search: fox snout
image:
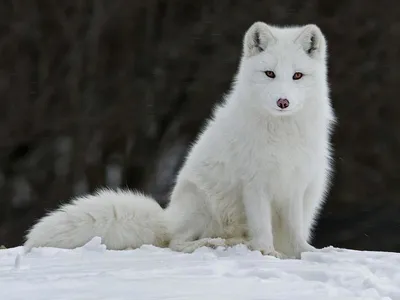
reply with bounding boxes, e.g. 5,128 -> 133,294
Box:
276,98 -> 290,109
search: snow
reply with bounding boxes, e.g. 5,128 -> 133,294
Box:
1,237 -> 399,300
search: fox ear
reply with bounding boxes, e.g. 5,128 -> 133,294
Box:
243,22 -> 276,57
295,24 -> 326,59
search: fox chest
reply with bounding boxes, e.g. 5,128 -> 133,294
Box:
237,138 -> 320,195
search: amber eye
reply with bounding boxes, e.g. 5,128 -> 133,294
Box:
293,72 -> 303,80
264,71 -> 275,78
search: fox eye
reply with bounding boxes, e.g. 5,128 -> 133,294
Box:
264,71 -> 275,78
293,72 -> 303,80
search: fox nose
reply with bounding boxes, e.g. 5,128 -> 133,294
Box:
277,98 -> 289,109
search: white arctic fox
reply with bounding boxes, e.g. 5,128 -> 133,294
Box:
24,21 -> 335,259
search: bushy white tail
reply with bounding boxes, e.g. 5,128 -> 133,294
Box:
24,189 -> 170,252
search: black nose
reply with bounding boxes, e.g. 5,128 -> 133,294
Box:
277,98 -> 289,109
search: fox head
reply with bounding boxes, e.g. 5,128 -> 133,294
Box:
237,22 -> 328,117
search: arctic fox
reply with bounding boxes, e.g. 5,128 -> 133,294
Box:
24,21 -> 335,259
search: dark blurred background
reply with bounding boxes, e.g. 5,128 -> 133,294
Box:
0,0 -> 399,251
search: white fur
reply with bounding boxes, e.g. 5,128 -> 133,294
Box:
24,22 -> 335,259
24,189 -> 169,251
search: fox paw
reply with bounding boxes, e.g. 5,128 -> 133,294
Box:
260,249 -> 289,259
248,242 -> 289,259
293,243 -> 318,259
204,238 -> 226,249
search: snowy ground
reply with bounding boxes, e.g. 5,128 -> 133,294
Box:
1,238 -> 399,300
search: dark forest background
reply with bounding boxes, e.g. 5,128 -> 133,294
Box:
0,0 -> 399,252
